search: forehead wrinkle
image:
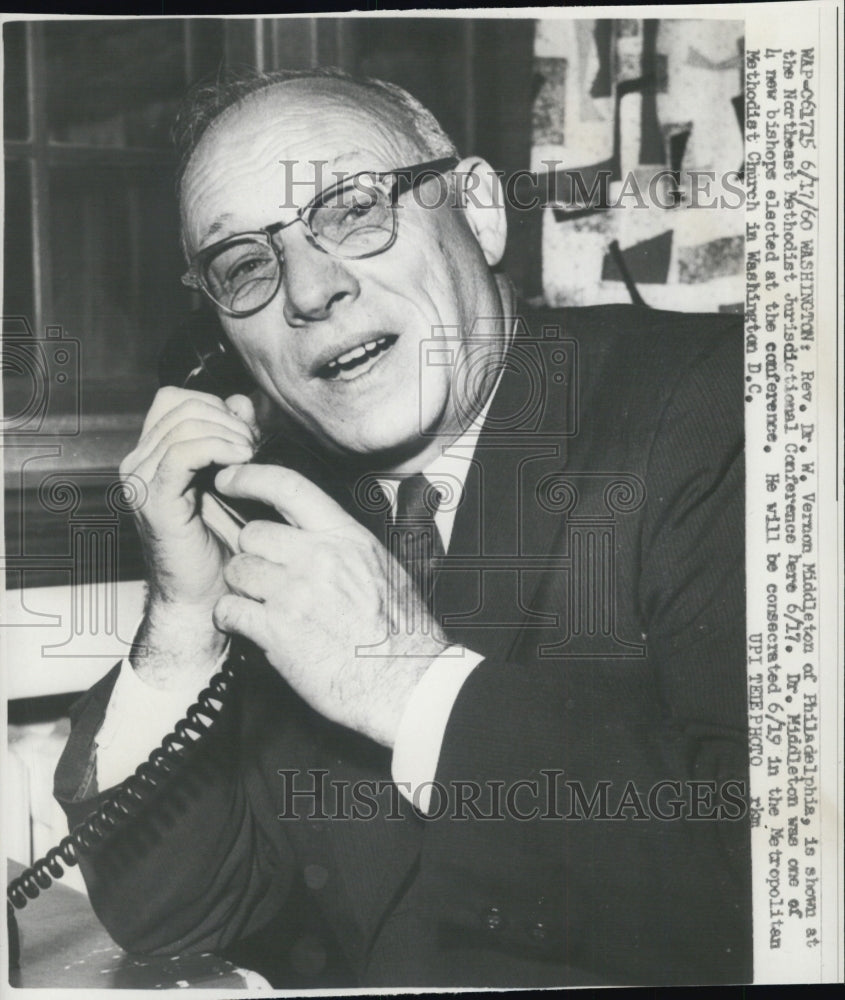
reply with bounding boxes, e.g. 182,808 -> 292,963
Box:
238,79 -> 423,152
182,128 -> 304,248
199,83 -> 421,178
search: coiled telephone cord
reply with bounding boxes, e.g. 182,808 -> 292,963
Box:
7,653 -> 239,918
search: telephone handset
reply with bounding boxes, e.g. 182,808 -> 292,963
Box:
160,309 -> 358,539
162,309 -> 359,542
6,310 -> 354,963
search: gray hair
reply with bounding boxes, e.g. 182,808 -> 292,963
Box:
172,66 -> 459,189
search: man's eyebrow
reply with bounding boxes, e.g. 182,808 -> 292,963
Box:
199,214 -> 233,247
331,150 -> 366,167
324,150 -> 392,176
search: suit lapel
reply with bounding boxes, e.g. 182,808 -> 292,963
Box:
435,310 -> 573,663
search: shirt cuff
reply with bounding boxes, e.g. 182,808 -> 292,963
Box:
391,645 -> 485,814
95,646 -> 227,791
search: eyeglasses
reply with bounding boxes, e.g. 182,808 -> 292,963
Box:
181,156 -> 459,318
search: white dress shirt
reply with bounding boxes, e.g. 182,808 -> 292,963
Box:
96,386 -> 499,813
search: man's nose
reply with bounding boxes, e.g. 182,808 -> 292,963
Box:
280,230 -> 360,326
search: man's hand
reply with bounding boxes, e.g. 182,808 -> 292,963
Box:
119,387 -> 258,688
212,464 -> 448,748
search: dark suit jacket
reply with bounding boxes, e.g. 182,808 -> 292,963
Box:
54,303 -> 751,988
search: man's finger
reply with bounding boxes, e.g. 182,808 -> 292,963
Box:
225,394 -> 260,440
135,437 -> 253,498
213,593 -> 270,647
215,464 -> 354,531
136,402 -> 256,463
223,553 -> 286,601
143,385 -> 237,436
135,418 -> 254,468
237,520 -> 308,558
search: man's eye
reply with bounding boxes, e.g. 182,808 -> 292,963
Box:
219,250 -> 275,286
347,200 -> 375,218
228,257 -> 266,281
336,187 -> 380,217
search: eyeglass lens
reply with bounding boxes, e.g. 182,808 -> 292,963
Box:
202,176 -> 395,314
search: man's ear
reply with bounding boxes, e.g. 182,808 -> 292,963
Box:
455,157 -> 507,267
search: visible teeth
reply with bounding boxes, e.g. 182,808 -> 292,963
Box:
328,337 -> 389,367
336,344 -> 367,365
323,335 -> 393,378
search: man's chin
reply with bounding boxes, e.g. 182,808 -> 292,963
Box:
322,426 -> 440,474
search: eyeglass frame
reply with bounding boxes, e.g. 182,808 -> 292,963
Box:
180,156 -> 460,318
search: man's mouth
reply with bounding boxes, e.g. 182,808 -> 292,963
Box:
318,334 -> 398,381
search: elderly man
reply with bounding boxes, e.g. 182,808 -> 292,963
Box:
53,68 -> 751,988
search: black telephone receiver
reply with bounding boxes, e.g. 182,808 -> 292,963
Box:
159,309 -> 357,537
6,310 -> 356,961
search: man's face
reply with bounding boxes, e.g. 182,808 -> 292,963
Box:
180,79 -> 506,467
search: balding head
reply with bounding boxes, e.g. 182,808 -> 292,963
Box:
174,67 -> 458,191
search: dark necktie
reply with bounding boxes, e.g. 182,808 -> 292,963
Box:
392,474 -> 445,612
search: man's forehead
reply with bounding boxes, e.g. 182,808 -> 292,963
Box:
180,77 -> 424,249
198,78 -> 417,167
